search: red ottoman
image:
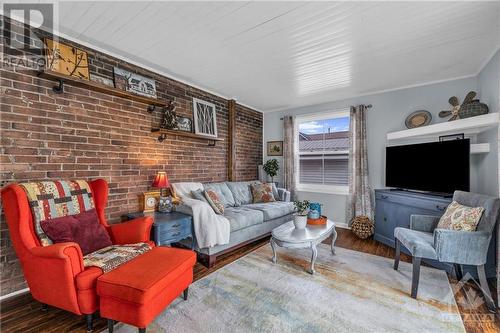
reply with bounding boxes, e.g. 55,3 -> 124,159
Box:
97,247 -> 196,333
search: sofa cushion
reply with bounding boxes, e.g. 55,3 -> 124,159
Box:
171,182 -> 203,199
204,182 -> 236,207
223,206 -> 264,232
244,202 -> 295,221
226,181 -> 260,206
394,227 -> 437,259
191,189 -> 208,203
97,247 -> 196,304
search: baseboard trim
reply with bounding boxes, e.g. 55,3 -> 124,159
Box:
335,222 -> 350,230
0,288 -> 30,301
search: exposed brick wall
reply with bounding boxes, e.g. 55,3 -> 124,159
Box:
0,17 -> 262,296
235,104 -> 263,181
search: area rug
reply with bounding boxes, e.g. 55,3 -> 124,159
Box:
112,244 -> 465,333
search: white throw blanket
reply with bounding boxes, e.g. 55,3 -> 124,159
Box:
172,182 -> 230,248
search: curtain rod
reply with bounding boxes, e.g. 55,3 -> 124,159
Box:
280,104 -> 372,120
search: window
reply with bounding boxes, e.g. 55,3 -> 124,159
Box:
295,110 -> 350,194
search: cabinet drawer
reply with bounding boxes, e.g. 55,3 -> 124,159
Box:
375,191 -> 450,213
158,231 -> 192,245
155,219 -> 191,238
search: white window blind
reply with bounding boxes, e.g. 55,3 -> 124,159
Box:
299,154 -> 349,185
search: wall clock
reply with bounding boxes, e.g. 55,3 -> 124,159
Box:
141,191 -> 160,212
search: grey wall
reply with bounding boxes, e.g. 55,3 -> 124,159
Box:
476,49 -> 500,307
479,50 -> 500,113
477,50 -> 500,197
264,63 -> 499,224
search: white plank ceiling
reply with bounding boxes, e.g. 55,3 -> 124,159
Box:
21,1 -> 500,111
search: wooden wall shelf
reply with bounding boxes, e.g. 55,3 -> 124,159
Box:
387,113 -> 499,141
386,113 -> 498,155
38,70 -> 167,109
151,128 -> 223,146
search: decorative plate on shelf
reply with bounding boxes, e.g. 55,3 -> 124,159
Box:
176,116 -> 192,132
405,110 -> 432,129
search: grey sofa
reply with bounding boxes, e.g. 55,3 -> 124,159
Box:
393,191 -> 500,312
178,181 -> 293,267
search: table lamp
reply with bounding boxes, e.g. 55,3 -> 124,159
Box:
152,171 -> 172,213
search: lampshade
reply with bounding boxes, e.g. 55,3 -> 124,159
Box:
152,171 -> 170,188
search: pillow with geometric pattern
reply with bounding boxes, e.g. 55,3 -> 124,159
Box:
436,201 -> 484,232
204,190 -> 225,214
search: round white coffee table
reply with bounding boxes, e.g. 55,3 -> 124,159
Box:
270,220 -> 337,274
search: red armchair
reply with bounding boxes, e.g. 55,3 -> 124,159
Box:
1,179 -> 153,331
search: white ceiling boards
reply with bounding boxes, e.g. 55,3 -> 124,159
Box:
27,1 -> 500,111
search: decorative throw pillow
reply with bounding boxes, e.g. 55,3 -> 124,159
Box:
204,190 -> 225,214
436,201 -> 484,232
40,208 -> 112,255
191,189 -> 208,203
251,183 -> 276,203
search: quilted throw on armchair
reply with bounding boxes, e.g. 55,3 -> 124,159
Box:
20,180 -> 153,272
20,180 -> 95,246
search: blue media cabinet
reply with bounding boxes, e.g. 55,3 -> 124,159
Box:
374,189 -> 496,278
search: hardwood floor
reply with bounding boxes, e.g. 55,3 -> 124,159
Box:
1,228 -> 498,332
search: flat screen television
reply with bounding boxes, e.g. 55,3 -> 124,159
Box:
386,139 -> 470,194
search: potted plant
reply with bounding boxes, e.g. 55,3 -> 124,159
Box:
263,159 -> 279,184
293,200 -> 310,229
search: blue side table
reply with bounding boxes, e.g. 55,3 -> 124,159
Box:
124,211 -> 194,249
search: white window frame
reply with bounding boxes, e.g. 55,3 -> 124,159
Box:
294,109 -> 350,195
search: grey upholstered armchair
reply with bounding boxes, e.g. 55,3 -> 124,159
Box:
393,191 -> 499,313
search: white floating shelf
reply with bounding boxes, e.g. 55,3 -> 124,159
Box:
387,113 -> 499,141
471,143 -> 490,154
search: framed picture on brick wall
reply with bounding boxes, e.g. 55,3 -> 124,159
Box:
44,38 -> 90,80
113,67 -> 157,98
193,98 -> 218,138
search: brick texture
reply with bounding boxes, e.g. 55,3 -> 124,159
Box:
0,17 -> 262,296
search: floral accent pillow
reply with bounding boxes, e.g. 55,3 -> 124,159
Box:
436,201 -> 484,232
251,183 -> 276,203
204,190 -> 224,214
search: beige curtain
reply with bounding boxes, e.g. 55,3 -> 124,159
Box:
347,105 -> 373,224
283,116 -> 296,200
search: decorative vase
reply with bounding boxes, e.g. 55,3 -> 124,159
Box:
308,210 -> 320,219
309,202 -> 322,216
293,215 -> 308,229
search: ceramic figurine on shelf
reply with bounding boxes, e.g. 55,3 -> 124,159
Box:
161,107 -> 178,130
158,195 -> 173,213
